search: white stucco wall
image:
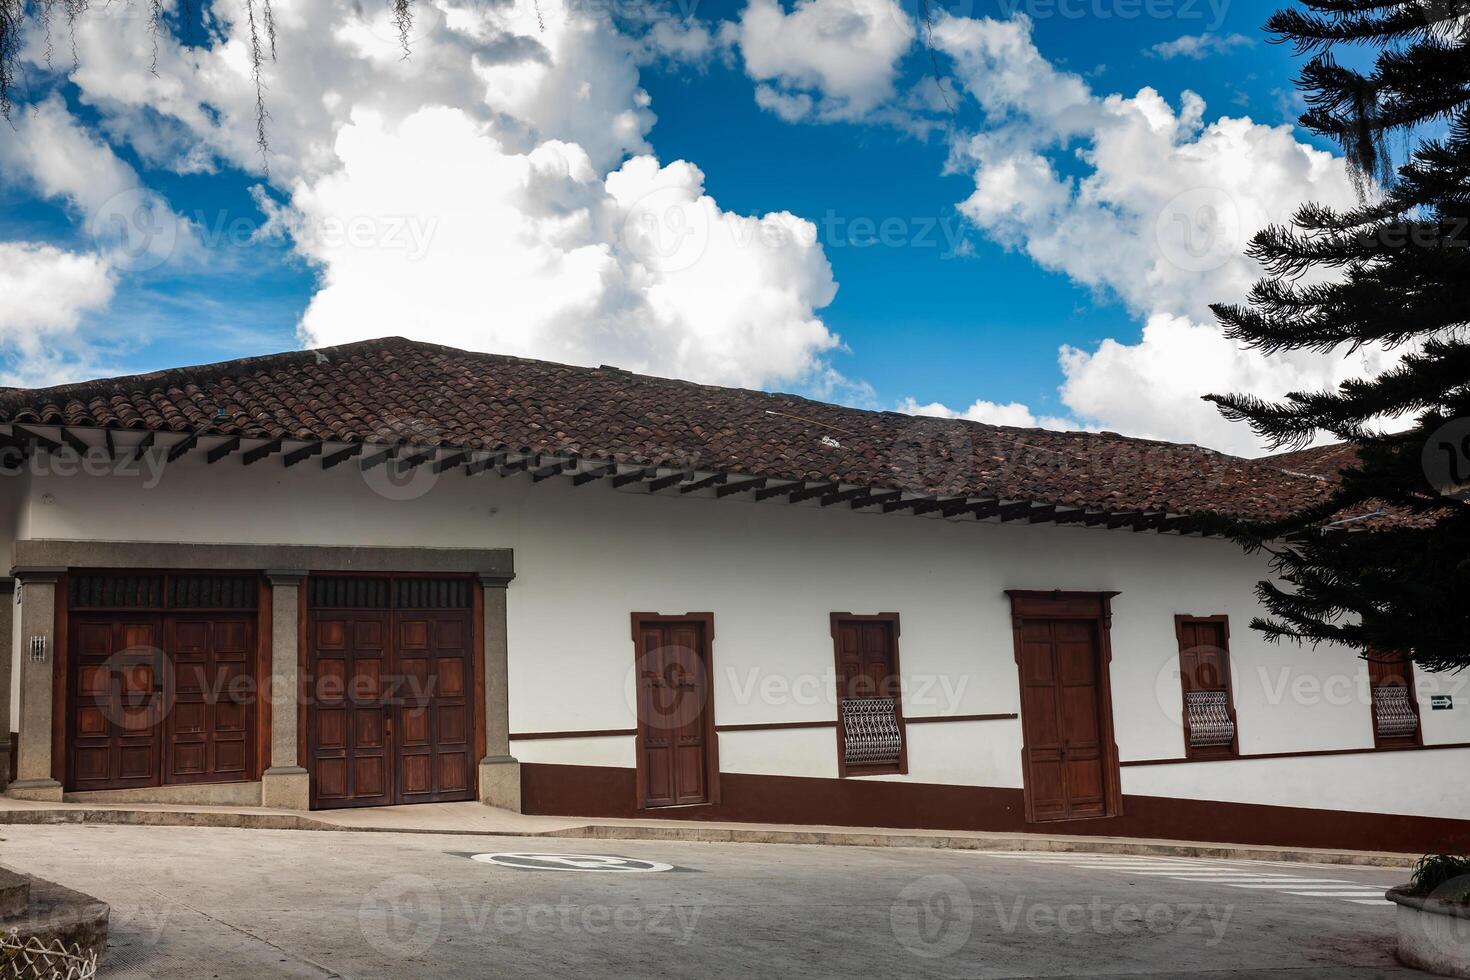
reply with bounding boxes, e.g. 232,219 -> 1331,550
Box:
9,446 -> 1467,817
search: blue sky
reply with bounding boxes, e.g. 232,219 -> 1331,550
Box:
0,0 -> 1377,454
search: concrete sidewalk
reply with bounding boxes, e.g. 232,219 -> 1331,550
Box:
0,796 -> 1417,868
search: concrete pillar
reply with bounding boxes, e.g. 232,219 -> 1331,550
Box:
478,576 -> 520,811
0,577 -> 14,791
8,568 -> 64,801
260,570 -> 310,810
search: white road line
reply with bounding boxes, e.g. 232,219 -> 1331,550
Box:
1350,900 -> 1391,906
1219,882 -> 1365,890
1286,891 -> 1391,899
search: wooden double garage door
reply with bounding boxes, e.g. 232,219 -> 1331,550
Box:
66,573 -> 260,792
306,576 -> 476,809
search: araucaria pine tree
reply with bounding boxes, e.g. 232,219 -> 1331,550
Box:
1206,0 -> 1470,670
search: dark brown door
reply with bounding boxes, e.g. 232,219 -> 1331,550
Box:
308,610 -> 393,808
306,576 -> 477,809
394,610 -> 473,804
69,615 -> 165,792
635,619 -> 713,808
1018,618 -> 1109,821
164,616 -> 256,784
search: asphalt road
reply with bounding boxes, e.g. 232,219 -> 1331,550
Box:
0,825 -> 1420,978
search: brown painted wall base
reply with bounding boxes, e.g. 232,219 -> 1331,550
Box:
521,763 -> 1470,854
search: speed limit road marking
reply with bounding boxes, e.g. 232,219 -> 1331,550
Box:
470,852 -> 675,873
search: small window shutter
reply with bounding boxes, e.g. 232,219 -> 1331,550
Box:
1177,618 -> 1237,755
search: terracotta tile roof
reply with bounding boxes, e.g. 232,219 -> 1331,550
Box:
1264,443 -> 1360,482
0,336 -> 1339,522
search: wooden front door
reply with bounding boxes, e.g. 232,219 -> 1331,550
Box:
1017,618 -> 1110,820
306,577 -> 476,809
633,615 -> 716,808
69,615 -> 166,792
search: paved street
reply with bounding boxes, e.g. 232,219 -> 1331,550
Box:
0,825 -> 1417,978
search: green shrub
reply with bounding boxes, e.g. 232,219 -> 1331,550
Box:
1409,855 -> 1470,902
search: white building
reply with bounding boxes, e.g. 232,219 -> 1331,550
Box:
1,337 -> 1463,852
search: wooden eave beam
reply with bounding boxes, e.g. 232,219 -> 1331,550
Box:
679,473 -> 728,494
464,451 -> 506,476
360,445 -> 397,471
395,448 -> 436,474
165,430 -> 201,462
850,490 -> 903,509
104,429 -> 115,456
1160,514 -> 1196,534
242,436 -> 284,465
572,463 -> 617,486
207,435 -> 242,464
284,442 -> 324,467
1051,508 -> 1088,525
909,498 -> 949,516
531,459 -> 576,482
647,470 -> 693,493
322,443 -> 365,469
1130,513 -> 1165,532
754,481 -> 802,501
12,424 -> 61,452
434,452 -> 469,475
1027,505 -> 1058,523
819,487 -> 869,507
995,501 -> 1034,522
787,482 -> 839,504
882,496 -> 918,513
715,477 -> 767,498
60,427 -> 89,455
132,431 -> 157,461
610,466 -> 655,488
1106,511 -> 1144,529
498,454 -> 535,477
963,500 -> 1002,520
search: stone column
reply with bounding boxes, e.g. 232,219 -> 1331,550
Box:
0,577 -> 15,791
260,570 -> 310,810
8,567 -> 64,801
478,575 -> 520,811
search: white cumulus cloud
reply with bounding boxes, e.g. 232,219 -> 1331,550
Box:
9,0 -> 846,392
928,13 -> 1373,455
735,0 -> 915,122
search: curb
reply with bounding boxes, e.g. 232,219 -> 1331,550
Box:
0,807 -> 1415,868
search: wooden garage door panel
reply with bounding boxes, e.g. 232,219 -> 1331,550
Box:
163,616 -> 258,786
67,615 -> 164,792
307,597 -> 475,809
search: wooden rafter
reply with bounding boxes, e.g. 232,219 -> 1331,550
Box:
321,443 -> 365,469
242,436 -> 284,465
679,473 -> 728,494
207,435 -> 242,464
13,424 -> 61,452
610,466 -> 656,488
132,431 -> 157,461
572,463 -> 617,486
715,477 -> 767,498
60,427 -> 89,455
283,442 -> 323,467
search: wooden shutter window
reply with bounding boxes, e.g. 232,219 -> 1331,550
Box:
1368,653 -> 1421,747
831,613 -> 906,776
1174,616 -> 1239,759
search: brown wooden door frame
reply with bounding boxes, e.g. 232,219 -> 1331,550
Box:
1006,590 -> 1124,823
629,612 -> 720,810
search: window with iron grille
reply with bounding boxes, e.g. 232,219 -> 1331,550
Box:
831,613 -> 905,775
1368,653 -> 1420,747
1175,616 -> 1238,758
